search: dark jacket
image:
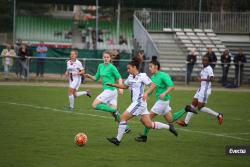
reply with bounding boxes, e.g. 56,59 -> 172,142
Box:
220,53 -> 231,67
187,53 -> 197,65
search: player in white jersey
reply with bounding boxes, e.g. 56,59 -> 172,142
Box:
177,55 -> 223,127
106,57 -> 177,146
65,50 -> 91,111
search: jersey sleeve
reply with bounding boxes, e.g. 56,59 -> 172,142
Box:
95,64 -> 101,81
208,67 -> 214,77
162,73 -> 174,87
124,76 -> 129,86
78,61 -> 84,70
112,65 -> 121,80
141,73 -> 152,85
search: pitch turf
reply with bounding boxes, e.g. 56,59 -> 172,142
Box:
0,85 -> 249,167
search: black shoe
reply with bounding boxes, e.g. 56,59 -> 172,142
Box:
112,110 -> 120,121
86,91 -> 91,98
135,134 -> 147,142
169,124 -> 178,136
185,105 -> 198,114
107,137 -> 120,146
124,127 -> 131,134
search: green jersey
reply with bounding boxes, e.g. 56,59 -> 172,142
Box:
95,63 -> 121,90
151,71 -> 174,101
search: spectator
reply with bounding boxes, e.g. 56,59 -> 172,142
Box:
220,49 -> 231,85
18,44 -> 30,79
135,50 -> 146,72
111,49 -> 120,68
205,47 -> 217,70
234,48 -> 247,86
36,41 -> 48,77
1,44 -> 16,80
14,39 -> 22,78
119,35 -> 127,45
186,48 -> 197,84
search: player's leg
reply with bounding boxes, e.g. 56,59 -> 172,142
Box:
92,90 -> 117,113
75,90 -> 91,97
198,103 -> 223,125
107,111 -> 134,145
68,87 -> 75,111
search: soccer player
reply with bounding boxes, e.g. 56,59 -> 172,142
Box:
84,51 -> 131,133
106,57 -> 178,146
65,50 -> 91,111
177,55 -> 223,127
135,56 -> 197,142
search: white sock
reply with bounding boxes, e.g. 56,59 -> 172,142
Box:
76,91 -> 87,97
116,121 -> 127,141
69,95 -> 74,108
185,112 -> 194,124
200,107 -> 219,117
152,121 -> 170,129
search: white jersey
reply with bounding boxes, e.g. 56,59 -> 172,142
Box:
199,65 -> 214,91
67,59 -> 84,82
124,73 -> 152,103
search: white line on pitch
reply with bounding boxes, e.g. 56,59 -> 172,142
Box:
1,101 -> 250,142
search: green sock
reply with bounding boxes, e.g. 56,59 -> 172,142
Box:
172,108 -> 186,122
143,127 -> 150,136
95,104 -> 116,113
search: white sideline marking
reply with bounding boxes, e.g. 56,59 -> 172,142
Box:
1,102 -> 249,142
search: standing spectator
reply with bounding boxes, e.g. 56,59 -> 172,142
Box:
186,48 -> 197,84
135,50 -> 146,72
220,49 -> 231,85
111,49 -> 120,68
14,39 -> 22,78
36,41 -> 48,77
205,47 -> 217,70
234,48 -> 247,86
18,44 -> 30,79
1,44 -> 16,80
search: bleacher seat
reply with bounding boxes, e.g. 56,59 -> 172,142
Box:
194,29 -> 203,32
163,28 -> 173,32
183,28 -> 193,32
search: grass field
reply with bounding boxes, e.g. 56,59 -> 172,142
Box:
0,85 -> 249,167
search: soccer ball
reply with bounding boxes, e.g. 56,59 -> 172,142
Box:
75,133 -> 88,146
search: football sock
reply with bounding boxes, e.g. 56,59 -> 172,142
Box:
172,108 -> 186,122
75,91 -> 87,97
152,122 -> 170,129
95,104 -> 116,113
116,121 -> 127,141
143,127 -> 150,136
200,107 -> 219,117
184,112 -> 194,124
69,95 -> 74,108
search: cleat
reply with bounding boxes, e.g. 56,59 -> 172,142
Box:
124,127 -> 131,134
86,91 -> 91,98
135,134 -> 147,142
69,107 -> 74,112
217,113 -> 223,125
185,105 -> 198,114
107,137 -> 120,146
176,120 -> 188,127
169,124 -> 178,136
112,110 -> 120,121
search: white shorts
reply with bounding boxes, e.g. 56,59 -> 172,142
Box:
151,100 -> 172,115
194,88 -> 211,103
96,89 -> 118,106
69,77 -> 81,90
126,101 -> 149,116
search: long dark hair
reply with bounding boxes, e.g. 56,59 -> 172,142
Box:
128,56 -> 141,70
150,56 -> 160,70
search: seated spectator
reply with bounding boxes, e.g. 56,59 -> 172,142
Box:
1,43 -> 16,80
119,35 -> 127,45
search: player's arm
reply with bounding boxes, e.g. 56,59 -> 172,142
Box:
117,78 -> 124,95
160,86 -> 175,100
160,74 -> 175,99
143,82 -> 155,101
106,83 -> 129,89
198,76 -> 214,82
84,74 -> 96,81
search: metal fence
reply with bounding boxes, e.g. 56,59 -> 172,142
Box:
135,10 -> 250,33
0,56 -> 249,87
133,14 -> 160,59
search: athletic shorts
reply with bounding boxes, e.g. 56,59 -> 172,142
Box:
194,87 -> 211,103
69,77 -> 81,90
151,100 -> 171,115
126,101 -> 149,116
96,89 -> 118,106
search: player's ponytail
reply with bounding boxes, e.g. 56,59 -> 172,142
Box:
150,56 -> 160,70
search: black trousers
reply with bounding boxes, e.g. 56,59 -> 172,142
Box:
221,65 -> 230,84
187,64 -> 194,84
36,58 -> 45,76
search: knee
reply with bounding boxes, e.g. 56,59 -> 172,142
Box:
144,121 -> 153,129
92,102 -> 97,109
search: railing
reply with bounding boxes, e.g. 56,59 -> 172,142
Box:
134,11 -> 250,33
0,56 -> 249,86
133,14 -> 160,59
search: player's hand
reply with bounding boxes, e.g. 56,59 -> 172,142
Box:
84,74 -> 91,78
106,83 -> 113,87
159,93 -> 165,100
142,93 -> 148,101
118,89 -> 123,95
196,77 -> 201,82
65,72 -> 68,77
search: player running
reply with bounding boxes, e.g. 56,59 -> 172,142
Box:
84,51 -> 131,133
176,55 -> 223,127
135,56 -> 197,142
65,50 -> 91,111
106,57 -> 177,146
